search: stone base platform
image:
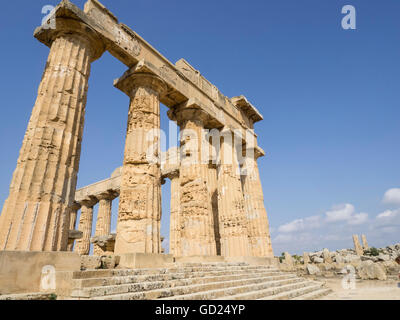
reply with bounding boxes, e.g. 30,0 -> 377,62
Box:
0,251 -> 81,295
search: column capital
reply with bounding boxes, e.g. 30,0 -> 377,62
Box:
170,99 -> 213,126
68,201 -> 81,211
79,197 -> 98,208
95,191 -> 118,202
34,18 -> 105,62
162,167 -> 180,180
245,146 -> 265,160
114,70 -> 167,98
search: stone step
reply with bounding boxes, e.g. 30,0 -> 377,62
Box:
88,275 -> 301,300
157,277 -> 304,301
72,273 -> 296,299
291,288 -> 333,300
0,292 -> 56,300
73,269 -> 282,289
262,283 -> 326,300
213,280 -> 313,300
72,265 -> 277,280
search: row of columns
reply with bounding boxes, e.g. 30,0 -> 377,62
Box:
0,17 -> 272,258
113,71 -> 273,258
68,191 -> 118,255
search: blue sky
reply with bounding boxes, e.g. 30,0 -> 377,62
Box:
0,0 -> 399,255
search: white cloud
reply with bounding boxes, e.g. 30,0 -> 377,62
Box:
325,203 -> 355,222
377,209 -> 400,219
348,212 -> 368,225
277,215 -> 321,233
383,188 -> 400,205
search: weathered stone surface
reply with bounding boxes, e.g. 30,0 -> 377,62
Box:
303,252 -> 310,265
322,249 -> 332,264
312,257 -> 324,264
114,73 -> 166,255
93,193 -> 116,255
241,147 -> 273,257
217,128 -> 250,257
361,234 -> 369,249
80,256 -> 102,270
306,264 -> 321,275
174,107 -> 217,256
353,235 -> 364,256
90,234 -> 116,255
74,199 -> 97,255
357,261 -> 387,281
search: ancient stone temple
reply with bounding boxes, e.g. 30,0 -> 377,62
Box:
0,0 -> 273,269
0,0 -> 273,260
0,0 -> 338,302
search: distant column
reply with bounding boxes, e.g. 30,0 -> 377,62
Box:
167,169 -> 180,256
114,72 -> 167,255
217,128 -> 250,257
75,199 -> 97,255
0,19 -> 104,251
93,193 -> 115,256
361,234 -> 369,250
241,147 -> 273,257
67,202 -> 81,251
352,235 -> 364,256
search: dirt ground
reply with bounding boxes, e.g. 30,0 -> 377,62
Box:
319,278 -> 400,300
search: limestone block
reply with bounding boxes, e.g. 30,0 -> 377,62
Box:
312,256 -> 324,264
284,252 -> 294,266
80,256 -> 102,270
377,254 -> 390,262
90,234 -> 116,255
344,255 -> 361,264
356,261 -> 387,281
303,252 -> 311,265
100,255 -> 117,269
0,251 -> 80,295
306,264 -> 321,275
322,249 -> 332,263
118,253 -> 173,269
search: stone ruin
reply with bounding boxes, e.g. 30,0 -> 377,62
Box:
280,235 -> 400,282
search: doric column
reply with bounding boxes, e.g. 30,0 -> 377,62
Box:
74,199 -> 97,255
93,193 -> 115,256
217,128 -> 250,257
0,19 -> 104,251
175,107 -> 217,256
166,169 -> 180,256
208,162 -> 221,255
67,202 -> 81,251
113,72 -> 167,255
241,147 -> 273,257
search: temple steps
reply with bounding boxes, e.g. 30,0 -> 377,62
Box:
67,263 -> 331,300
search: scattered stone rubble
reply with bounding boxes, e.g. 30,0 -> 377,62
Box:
279,236 -> 400,281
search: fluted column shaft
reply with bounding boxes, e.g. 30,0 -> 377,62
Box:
74,200 -> 96,255
114,73 -> 166,255
93,195 -> 113,256
169,172 -> 181,256
67,203 -> 80,251
0,20 -> 104,252
217,129 -> 250,257
177,109 -> 217,256
241,149 -> 273,257
208,163 -> 221,255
